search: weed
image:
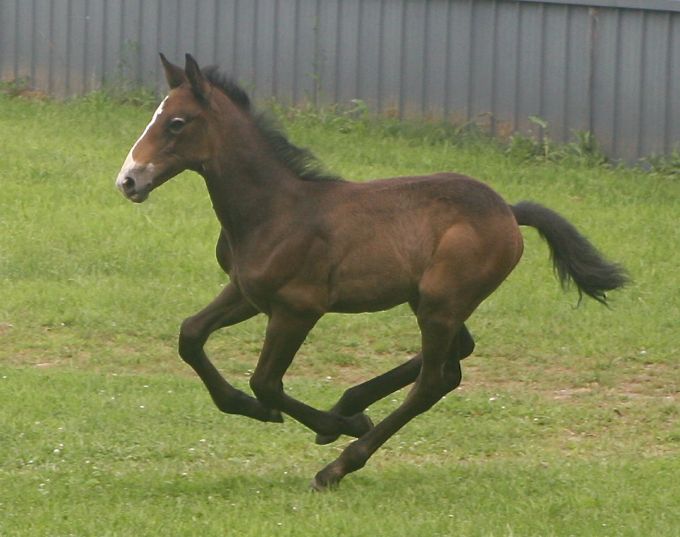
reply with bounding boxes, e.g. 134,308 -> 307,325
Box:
506,117 -> 609,169
641,149 -> 680,179
0,77 -> 48,100
80,83 -> 160,108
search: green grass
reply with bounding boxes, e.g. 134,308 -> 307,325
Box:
1,92 -> 679,536
2,368 -> 678,536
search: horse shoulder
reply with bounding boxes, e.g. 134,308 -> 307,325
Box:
231,224 -> 333,316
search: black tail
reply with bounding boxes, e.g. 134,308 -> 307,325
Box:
511,201 -> 628,305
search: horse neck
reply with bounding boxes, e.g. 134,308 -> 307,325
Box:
201,130 -> 301,244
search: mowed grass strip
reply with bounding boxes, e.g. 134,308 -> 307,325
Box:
1,93 -> 679,536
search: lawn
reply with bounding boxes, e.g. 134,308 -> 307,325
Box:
0,91 -> 678,536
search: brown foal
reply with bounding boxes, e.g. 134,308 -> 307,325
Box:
115,54 -> 627,490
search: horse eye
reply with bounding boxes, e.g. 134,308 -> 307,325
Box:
168,117 -> 186,134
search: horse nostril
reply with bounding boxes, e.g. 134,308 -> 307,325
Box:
122,176 -> 136,192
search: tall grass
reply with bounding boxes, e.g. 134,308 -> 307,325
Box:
1,92 -> 678,536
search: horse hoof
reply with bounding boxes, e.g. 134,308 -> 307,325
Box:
309,471 -> 341,492
309,476 -> 329,492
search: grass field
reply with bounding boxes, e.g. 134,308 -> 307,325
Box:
1,91 -> 679,536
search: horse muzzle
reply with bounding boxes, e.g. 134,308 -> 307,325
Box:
115,165 -> 155,203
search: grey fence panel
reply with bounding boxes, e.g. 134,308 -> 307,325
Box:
516,3 -> 543,133
358,0 -> 381,111
640,11 -> 670,157
446,1 -> 472,123
493,2 -> 520,137
670,15 -> 680,153
563,6 -> 592,142
377,0 -> 404,115
2,0 -> 680,161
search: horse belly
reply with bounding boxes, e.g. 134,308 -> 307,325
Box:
330,291 -> 411,313
328,264 -> 415,313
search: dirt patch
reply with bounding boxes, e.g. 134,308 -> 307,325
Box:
552,386 -> 595,400
612,363 -> 678,400
461,357 -> 678,403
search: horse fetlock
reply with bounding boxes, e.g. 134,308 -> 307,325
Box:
340,442 -> 370,473
345,412 -> 374,438
314,432 -> 340,446
314,411 -> 372,445
211,389 -> 246,415
214,390 -> 284,423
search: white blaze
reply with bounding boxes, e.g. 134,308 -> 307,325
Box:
115,96 -> 168,191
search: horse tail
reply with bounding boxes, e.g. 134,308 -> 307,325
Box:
511,201 -> 628,305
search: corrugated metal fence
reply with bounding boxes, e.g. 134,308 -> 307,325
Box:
2,0 -> 679,161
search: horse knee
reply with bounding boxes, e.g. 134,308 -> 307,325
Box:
178,316 -> 205,361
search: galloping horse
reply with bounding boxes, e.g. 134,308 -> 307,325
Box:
115,54 -> 627,490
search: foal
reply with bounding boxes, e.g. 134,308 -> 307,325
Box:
115,54 -> 627,490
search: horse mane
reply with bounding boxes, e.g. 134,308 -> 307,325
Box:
202,66 -> 343,183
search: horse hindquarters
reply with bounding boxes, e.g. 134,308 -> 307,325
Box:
313,215 -> 522,489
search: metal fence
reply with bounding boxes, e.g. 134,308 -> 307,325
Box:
2,0 -> 679,161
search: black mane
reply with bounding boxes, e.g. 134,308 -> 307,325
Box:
202,67 -> 342,183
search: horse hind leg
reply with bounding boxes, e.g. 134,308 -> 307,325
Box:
314,324 -> 474,445
312,296 -> 478,490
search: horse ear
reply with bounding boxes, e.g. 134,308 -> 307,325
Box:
185,53 -> 211,103
160,53 -> 186,89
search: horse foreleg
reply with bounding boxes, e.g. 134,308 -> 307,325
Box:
178,283 -> 283,423
314,324 -> 475,445
248,308 -> 373,439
